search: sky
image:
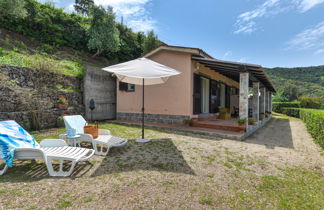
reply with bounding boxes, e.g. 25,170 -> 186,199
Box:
39,0 -> 324,68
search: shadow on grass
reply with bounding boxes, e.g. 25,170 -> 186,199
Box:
0,160 -> 94,182
245,116 -> 294,149
92,138 -> 195,177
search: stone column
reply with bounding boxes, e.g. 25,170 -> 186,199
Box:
239,72 -> 249,128
266,90 -> 270,112
252,82 -> 260,122
270,93 -> 272,112
260,87 -> 266,114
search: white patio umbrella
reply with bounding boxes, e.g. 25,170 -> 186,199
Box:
102,58 -> 181,143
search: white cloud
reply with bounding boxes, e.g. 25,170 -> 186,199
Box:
94,0 -> 155,32
223,50 -> 233,58
295,0 -> 324,12
287,21 -> 324,54
314,48 -> 324,54
234,0 -> 280,34
234,0 -> 324,34
238,57 -> 249,63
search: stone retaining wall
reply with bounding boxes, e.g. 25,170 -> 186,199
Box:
0,64 -> 84,130
0,108 -> 83,130
117,112 -> 190,125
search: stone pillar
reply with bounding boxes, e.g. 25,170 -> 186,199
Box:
266,90 -> 270,112
270,93 -> 272,112
252,82 -> 260,122
239,72 -> 249,127
260,87 -> 266,114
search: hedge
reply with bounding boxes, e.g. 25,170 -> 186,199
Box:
282,108 -> 324,149
272,102 -> 300,113
282,108 -> 301,118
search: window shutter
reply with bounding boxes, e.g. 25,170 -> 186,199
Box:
119,82 -> 127,91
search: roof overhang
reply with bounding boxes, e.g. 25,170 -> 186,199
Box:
143,45 -> 214,59
192,56 -> 276,92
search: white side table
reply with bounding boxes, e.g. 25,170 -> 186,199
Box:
66,135 -> 81,147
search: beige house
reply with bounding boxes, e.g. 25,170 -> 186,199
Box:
116,45 -> 275,130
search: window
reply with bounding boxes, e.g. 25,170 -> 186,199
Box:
119,82 -> 135,92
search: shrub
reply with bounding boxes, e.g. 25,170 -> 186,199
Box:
248,118 -> 256,125
39,43 -> 55,54
272,102 -> 300,113
282,108 -> 301,118
298,96 -> 321,109
282,108 -> 324,149
299,109 -> 324,149
237,118 -> 246,125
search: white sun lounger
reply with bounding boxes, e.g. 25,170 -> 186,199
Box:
61,115 -> 128,156
0,139 -> 95,177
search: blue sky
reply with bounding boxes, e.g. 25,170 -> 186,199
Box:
40,0 -> 324,68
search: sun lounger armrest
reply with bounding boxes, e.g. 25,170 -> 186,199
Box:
98,129 -> 111,135
40,139 -> 68,147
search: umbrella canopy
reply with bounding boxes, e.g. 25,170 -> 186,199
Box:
102,58 -> 181,85
102,57 -> 181,143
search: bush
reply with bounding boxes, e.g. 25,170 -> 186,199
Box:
282,108 -> 301,118
272,102 -> 300,113
298,96 -> 321,109
282,108 -> 324,149
299,109 -> 324,149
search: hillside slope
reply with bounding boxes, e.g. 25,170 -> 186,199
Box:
265,66 -> 324,101
0,27 -> 109,78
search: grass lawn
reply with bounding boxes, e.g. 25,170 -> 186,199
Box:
0,116 -> 323,209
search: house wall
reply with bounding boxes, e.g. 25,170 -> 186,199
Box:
116,50 -> 242,124
116,50 -> 193,123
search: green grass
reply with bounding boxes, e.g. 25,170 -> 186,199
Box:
5,123 -> 323,209
228,167 -> 324,209
56,199 -> 72,208
0,45 -> 84,78
53,84 -> 80,92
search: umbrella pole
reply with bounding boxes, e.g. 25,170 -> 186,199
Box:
142,78 -> 144,139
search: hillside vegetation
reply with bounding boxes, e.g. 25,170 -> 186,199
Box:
0,0 -> 161,77
265,66 -> 324,103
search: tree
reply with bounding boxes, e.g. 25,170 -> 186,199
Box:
282,83 -> 300,101
0,0 -> 27,18
143,30 -> 161,54
74,0 -> 94,16
87,6 -> 120,57
272,91 -> 288,102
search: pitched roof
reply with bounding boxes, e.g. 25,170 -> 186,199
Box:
144,44 -> 275,92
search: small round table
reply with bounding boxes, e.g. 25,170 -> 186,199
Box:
66,135 -> 81,147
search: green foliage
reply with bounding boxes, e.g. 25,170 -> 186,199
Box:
0,0 -> 161,67
282,108 -> 324,149
0,0 -> 27,18
39,44 -> 55,54
298,96 -> 321,109
143,30 -> 161,54
272,91 -> 288,102
0,48 -> 84,77
281,108 -> 301,118
248,118 -> 256,125
299,109 -> 324,149
237,117 -> 246,125
272,102 -> 300,113
74,0 -> 94,16
87,6 -> 120,57
265,66 -> 324,104
0,0 -> 89,49
57,96 -> 68,104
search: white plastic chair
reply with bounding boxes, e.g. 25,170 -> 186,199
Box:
0,139 -> 95,177
61,115 -> 128,156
